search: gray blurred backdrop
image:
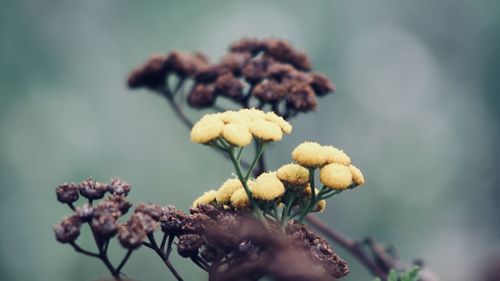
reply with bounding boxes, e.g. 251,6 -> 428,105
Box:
1,1 -> 499,280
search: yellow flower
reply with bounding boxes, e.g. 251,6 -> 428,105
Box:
230,188 -> 250,208
192,189 -> 218,208
222,123 -> 253,147
276,163 -> 309,186
312,199 -> 326,212
239,108 -> 266,121
249,119 -> 283,142
216,178 -> 243,204
265,112 -> 292,134
324,145 -> 351,166
348,164 -> 365,186
251,172 -> 285,201
190,116 -> 224,144
320,163 -> 353,190
291,141 -> 327,168
218,111 -> 251,126
304,185 -> 319,197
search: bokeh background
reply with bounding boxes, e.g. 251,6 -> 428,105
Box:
1,0 -> 499,280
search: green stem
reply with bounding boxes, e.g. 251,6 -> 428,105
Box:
245,142 -> 265,180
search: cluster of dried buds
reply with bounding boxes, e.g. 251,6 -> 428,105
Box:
127,38 -> 335,118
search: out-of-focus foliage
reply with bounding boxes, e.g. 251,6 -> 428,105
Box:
1,1 -> 499,281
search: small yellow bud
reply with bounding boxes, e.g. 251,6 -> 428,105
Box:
320,163 -> 353,190
190,116 -> 224,144
230,188 -> 250,208
222,123 -> 253,147
323,145 -> 351,166
249,119 -> 283,142
313,199 -> 326,212
216,178 -> 243,204
192,189 -> 218,208
348,164 -> 365,186
291,141 -> 327,168
265,112 -> 292,134
251,172 -> 285,201
276,163 -> 309,186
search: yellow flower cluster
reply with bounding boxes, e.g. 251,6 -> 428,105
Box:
192,189 -> 218,208
190,109 -> 292,146
291,141 -> 364,190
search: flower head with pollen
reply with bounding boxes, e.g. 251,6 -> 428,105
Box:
348,164 -> 365,186
222,123 -> 253,147
251,172 -> 285,201
320,163 -> 353,190
192,190 -> 218,208
239,108 -> 266,121
277,163 -> 309,186
230,188 -> 249,208
324,145 -> 351,166
265,112 -> 292,134
218,111 -> 251,126
216,178 -> 243,204
292,141 -> 327,168
249,119 -> 283,142
190,116 -> 224,144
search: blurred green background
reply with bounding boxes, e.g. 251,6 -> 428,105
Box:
1,0 -> 499,280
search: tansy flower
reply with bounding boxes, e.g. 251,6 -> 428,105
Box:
249,119 -> 283,142
313,199 -> 326,212
230,188 -> 250,208
292,141 -> 327,168
265,112 -> 292,134
222,123 -> 253,147
216,178 -> 243,204
348,164 -> 365,186
251,172 -> 285,201
218,111 -> 251,126
239,108 -> 266,121
192,189 -> 218,208
304,185 -> 318,197
276,163 -> 309,186
320,163 -> 353,190
323,145 -> 351,166
190,116 -> 224,144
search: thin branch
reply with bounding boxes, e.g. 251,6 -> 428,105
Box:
70,242 -> 100,258
147,234 -> 185,281
116,249 -> 133,273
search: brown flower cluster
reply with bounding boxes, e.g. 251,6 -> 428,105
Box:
160,204 -> 349,280
127,38 -> 335,118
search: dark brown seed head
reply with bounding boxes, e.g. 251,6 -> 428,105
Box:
134,203 -> 163,220
221,52 -> 252,76
187,84 -> 216,108
91,213 -> 119,238
106,195 -> 132,215
160,205 -> 188,235
56,183 -> 79,204
166,51 -> 208,77
93,200 -> 122,219
195,64 -> 224,84
310,72 -> 336,96
264,38 -> 312,71
108,177 -> 131,196
214,72 -> 244,100
267,62 -> 296,82
242,57 -> 272,84
54,215 -> 81,243
252,80 -> 287,102
79,178 -> 107,200
177,234 -> 204,258
118,215 -> 148,249
127,54 -> 168,89
229,38 -> 265,55
286,83 -> 318,111
75,203 -> 94,222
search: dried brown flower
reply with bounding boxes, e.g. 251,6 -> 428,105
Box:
127,54 -> 168,89
252,80 -> 287,102
92,213 -> 119,238
54,215 -> 81,243
118,214 -> 148,249
160,205 -> 188,235
165,51 -> 208,77
134,203 -> 162,220
75,203 -> 94,222
286,83 -> 318,111
229,38 -> 266,55
214,72 -> 244,100
221,52 -> 252,76
310,72 -> 336,96
106,195 -> 132,215
108,177 -> 131,196
79,178 -> 107,200
187,84 -> 216,108
177,234 -> 204,258
56,183 -> 79,204
242,56 -> 272,84
264,38 -> 312,71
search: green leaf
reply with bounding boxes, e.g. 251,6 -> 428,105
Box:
388,270 -> 398,281
404,266 -> 420,281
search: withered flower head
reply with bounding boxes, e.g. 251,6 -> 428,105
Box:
118,215 -> 148,249
220,52 -> 252,76
187,84 -> 216,108
242,56 -> 273,84
56,183 -> 79,204
106,195 -> 132,215
127,54 -> 168,89
310,72 -> 336,96
177,234 -> 204,258
75,203 -> 94,222
229,38 -> 266,55
54,215 -> 81,243
160,205 -> 188,235
133,212 -> 159,233
79,178 -> 107,200
108,177 -> 131,196
252,80 -> 287,102
166,51 -> 208,77
134,203 -> 162,220
264,38 -> 312,71
214,72 -> 244,100
286,83 -> 318,111
93,200 -> 122,219
91,213 -> 119,238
